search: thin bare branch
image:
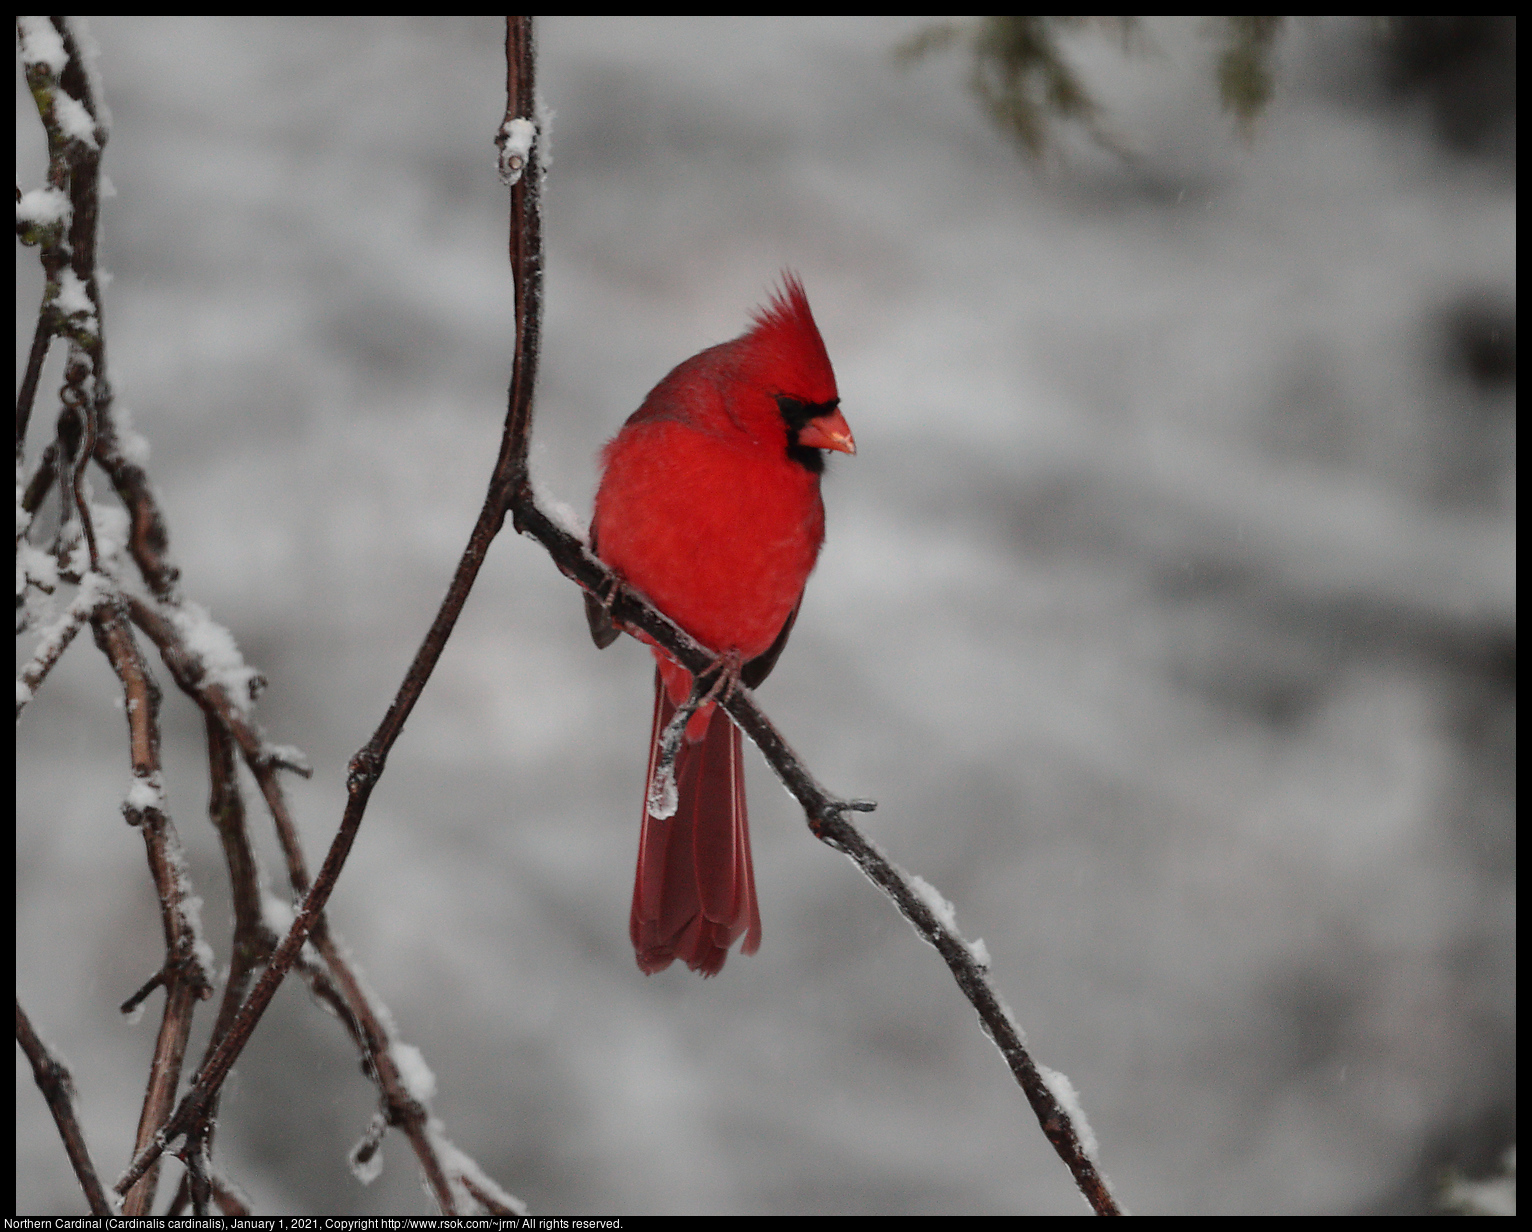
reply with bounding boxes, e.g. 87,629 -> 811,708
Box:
115,20 -> 548,1213
16,310 -> 53,457
161,715 -> 267,1217
92,398 -> 180,602
485,26 -> 1123,1217
16,999 -> 115,1215
23,19 -> 513,1216
512,454 -> 1124,1217
166,1169 -> 252,1218
90,602 -> 214,1215
58,347 -> 101,572
19,439 -> 59,522
202,717 -> 269,1029
124,596 -> 310,778
15,570 -> 113,720
124,599 -> 471,1213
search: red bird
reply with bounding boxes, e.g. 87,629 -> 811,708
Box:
587,275 -> 855,976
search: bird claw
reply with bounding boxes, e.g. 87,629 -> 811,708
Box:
696,648 -> 746,707
583,571 -> 625,650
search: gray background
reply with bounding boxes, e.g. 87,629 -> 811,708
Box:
16,16 -> 1514,1215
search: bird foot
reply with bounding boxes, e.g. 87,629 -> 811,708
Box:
696,648 -> 746,707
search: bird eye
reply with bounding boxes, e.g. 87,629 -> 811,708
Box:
775,395 -> 840,433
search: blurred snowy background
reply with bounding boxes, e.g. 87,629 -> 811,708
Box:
15,16 -> 1514,1216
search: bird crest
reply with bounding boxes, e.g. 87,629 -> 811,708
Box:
742,272 -> 839,406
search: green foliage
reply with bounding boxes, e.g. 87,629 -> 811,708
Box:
1215,16 -> 1286,138
966,17 -> 1099,159
899,15 -> 1289,159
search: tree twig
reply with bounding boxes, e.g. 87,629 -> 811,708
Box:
113,20 -> 544,1213
15,569 -> 113,720
85,13 -> 1119,1216
16,309 -> 54,458
90,600 -> 215,1216
488,22 -> 1122,1217
125,595 -> 494,1214
15,999 -> 115,1215
21,17 -> 523,1217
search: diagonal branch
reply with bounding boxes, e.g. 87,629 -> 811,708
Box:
22,18 -> 522,1218
511,510 -> 1120,1215
15,569 -> 114,720
90,599 -> 215,1216
487,30 -> 1123,1221
16,998 -> 116,1215
114,13 -> 1121,1216
113,22 -> 544,1213
123,601 -> 493,1214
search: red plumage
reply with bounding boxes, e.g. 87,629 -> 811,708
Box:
588,275 -> 854,976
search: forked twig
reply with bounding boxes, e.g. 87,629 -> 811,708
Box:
90,600 -> 214,1216
54,15 -> 1118,1216
110,18 -> 544,1216
18,16 -> 519,1216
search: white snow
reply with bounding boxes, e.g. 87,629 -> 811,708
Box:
423,1116 -> 529,1216
165,600 -> 262,713
260,891 -> 296,936
16,571 -> 112,715
15,538 -> 57,596
908,871 -> 957,933
16,17 -> 68,75
53,270 -> 97,322
646,761 -> 678,820
1038,1063 -> 1098,1160
86,502 -> 129,569
51,90 -> 99,148
536,484 -> 587,540
497,117 -> 536,186
108,402 -> 152,466
181,892 -> 217,982
262,741 -> 312,775
16,187 -> 71,229
390,1041 -> 437,1103
347,1113 -> 387,1185
15,479 -> 34,536
124,771 -> 164,812
63,17 -> 112,136
534,95 -> 555,172
993,993 -> 1029,1047
155,820 -> 217,982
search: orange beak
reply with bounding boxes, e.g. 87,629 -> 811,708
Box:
796,405 -> 856,455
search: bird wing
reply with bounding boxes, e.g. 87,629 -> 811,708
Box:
741,597 -> 801,689
584,528 -> 621,649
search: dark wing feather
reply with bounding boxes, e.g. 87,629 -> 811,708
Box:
584,527 -> 621,649
742,598 -> 801,689
585,591 -> 620,649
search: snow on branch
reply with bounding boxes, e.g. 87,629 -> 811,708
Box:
65,16 -> 1119,1218
17,19 -> 522,1218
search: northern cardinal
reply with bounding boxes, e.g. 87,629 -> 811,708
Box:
586,275 -> 855,976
